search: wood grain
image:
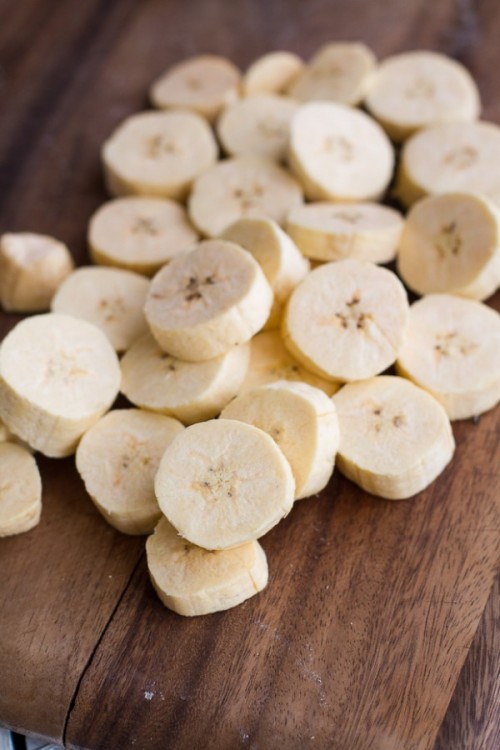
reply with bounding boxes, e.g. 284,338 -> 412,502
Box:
0,0 -> 499,748
434,574 -> 500,750
0,457 -> 144,743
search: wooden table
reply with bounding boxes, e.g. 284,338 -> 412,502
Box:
0,1 -> 499,748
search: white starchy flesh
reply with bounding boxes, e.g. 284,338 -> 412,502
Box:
188,156 -> 304,238
217,95 -> 299,161
102,110 -> 217,200
0,314 -> 121,457
365,51 -> 480,142
121,333 -> 250,425
396,121 -> 500,208
146,518 -> 268,616
144,240 -> 273,361
243,51 -> 304,96
288,102 -> 394,201
221,216 -> 309,328
0,418 -> 31,451
397,193 -> 500,301
76,409 -> 183,535
0,443 -> 42,537
51,266 -> 150,353
221,380 -> 339,500
88,196 -> 199,277
0,233 -> 74,312
286,202 -> 404,263
150,55 -> 241,122
333,376 -> 455,499
155,419 -> 295,549
288,42 -> 376,106
396,295 -> 500,420
240,330 -> 339,397
283,259 -> 409,382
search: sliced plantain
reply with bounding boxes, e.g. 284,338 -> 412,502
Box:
217,95 -> 299,162
88,196 -> 199,277
144,240 -> 273,361
333,375 -> 455,499
0,232 -> 74,312
221,380 -> 339,500
146,517 -> 268,616
188,155 -> 303,237
286,201 -> 404,263
51,266 -> 150,352
0,313 -> 121,457
288,101 -> 394,201
102,110 -> 218,200
396,120 -> 500,208
150,54 -> 241,122
76,408 -> 184,535
397,192 -> 500,301
283,259 -> 409,382
0,443 -> 42,537
365,50 -> 480,142
288,42 -> 376,106
155,419 -> 295,549
240,330 -> 339,396
242,51 -> 304,96
396,294 -> 500,420
221,216 -> 309,329
121,333 -> 250,425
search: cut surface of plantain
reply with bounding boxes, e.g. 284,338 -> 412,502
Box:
88,196 -> 199,277
76,409 -> 183,535
51,266 -> 150,352
240,330 -> 339,396
396,121 -> 500,208
283,259 -> 409,382
121,333 -> 250,425
333,375 -> 455,499
0,443 -> 42,537
286,202 -> 404,263
396,294 -> 500,420
365,50 -> 480,143
221,216 -> 309,328
144,239 -> 273,361
288,42 -> 376,106
188,156 -> 303,237
242,51 -> 304,96
0,232 -> 74,312
146,517 -> 268,616
102,110 -> 217,200
155,419 -> 295,550
221,380 -> 339,500
288,101 -> 394,202
0,313 -> 121,457
150,54 -> 241,122
397,192 -> 500,301
217,95 -> 299,162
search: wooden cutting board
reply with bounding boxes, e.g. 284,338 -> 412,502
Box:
0,1 -> 499,748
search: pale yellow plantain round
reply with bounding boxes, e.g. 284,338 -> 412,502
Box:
146,517 -> 268,616
333,375 -> 455,500
155,419 -> 295,550
76,409 -> 184,535
88,196 -> 199,277
0,443 -> 42,537
144,240 -> 273,361
150,54 -> 241,122
121,333 -> 250,425
396,294 -> 500,420
102,110 -> 217,200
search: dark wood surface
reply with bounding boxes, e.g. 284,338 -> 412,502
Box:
0,0 -> 499,748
